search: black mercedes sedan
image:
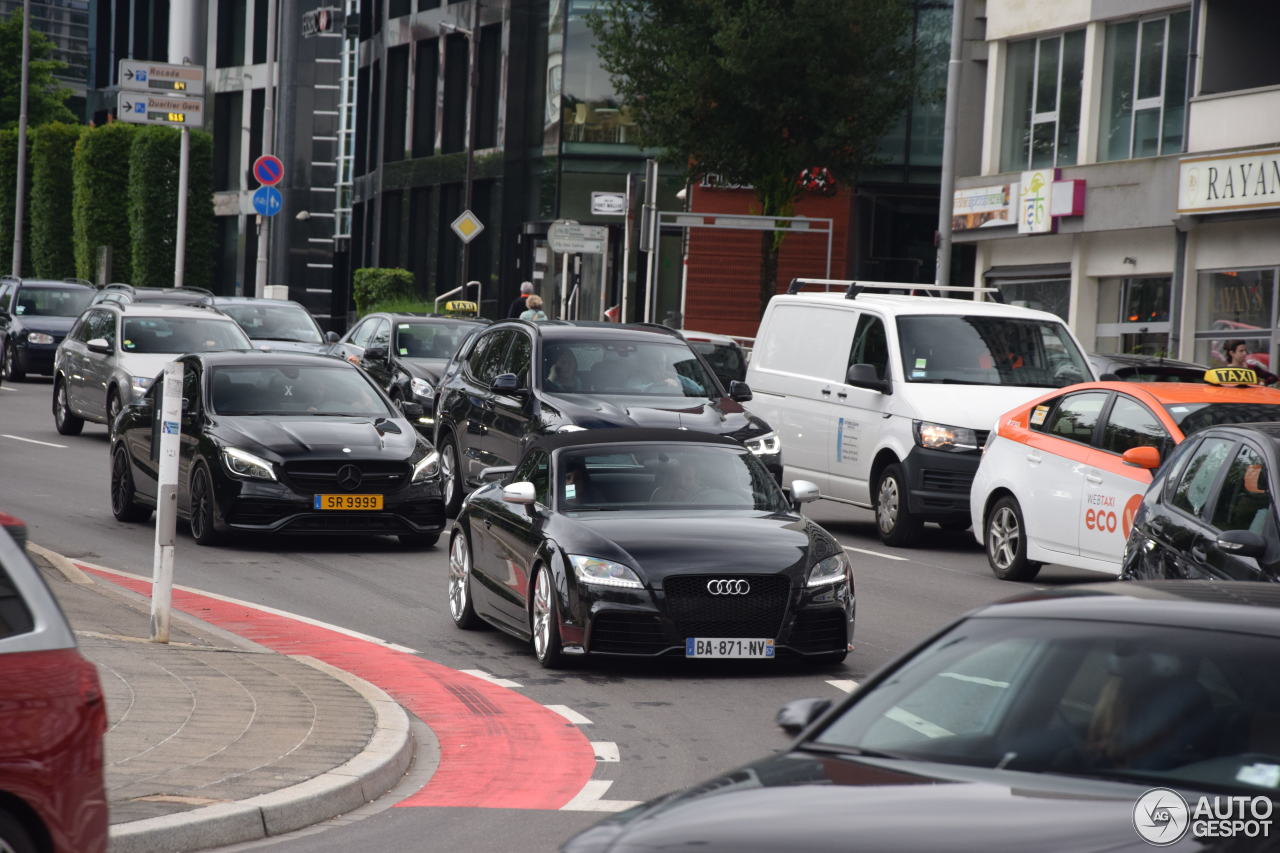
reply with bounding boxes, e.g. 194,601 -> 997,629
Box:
109,351 -> 445,547
564,582 -> 1280,852
446,429 -> 852,667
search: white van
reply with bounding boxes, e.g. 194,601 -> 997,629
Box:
744,280 -> 1095,546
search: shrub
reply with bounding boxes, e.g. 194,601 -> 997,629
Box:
127,126 -> 215,287
363,297 -> 437,317
29,122 -> 84,279
73,122 -> 137,282
353,268 -> 414,315
0,128 -> 32,276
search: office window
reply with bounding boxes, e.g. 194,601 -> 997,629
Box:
413,39 -> 439,158
1099,11 -> 1189,161
389,0 -> 411,19
1193,268 -> 1279,368
442,34 -> 469,154
384,46 -> 409,163
1095,277 -> 1172,356
1000,30 -> 1084,172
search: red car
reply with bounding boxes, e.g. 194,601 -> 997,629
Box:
0,519 -> 108,853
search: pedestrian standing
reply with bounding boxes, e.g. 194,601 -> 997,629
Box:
520,295 -> 548,321
508,281 -> 535,318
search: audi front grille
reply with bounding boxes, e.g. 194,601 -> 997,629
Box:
663,575 -> 790,639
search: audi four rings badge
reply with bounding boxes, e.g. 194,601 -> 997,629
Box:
707,579 -> 750,595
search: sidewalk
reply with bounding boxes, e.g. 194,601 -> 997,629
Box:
31,548 -> 414,853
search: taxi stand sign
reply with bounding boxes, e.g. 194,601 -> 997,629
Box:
1205,367 -> 1260,386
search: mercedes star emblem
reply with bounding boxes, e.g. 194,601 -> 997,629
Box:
336,464 -> 362,491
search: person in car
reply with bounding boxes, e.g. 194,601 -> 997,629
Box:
650,462 -> 699,503
563,456 -> 602,506
1225,339 -> 1278,385
545,348 -> 583,393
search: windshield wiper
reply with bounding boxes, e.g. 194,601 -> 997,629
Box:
794,742 -> 905,761
256,336 -> 313,343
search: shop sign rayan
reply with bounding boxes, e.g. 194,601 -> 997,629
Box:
1178,147 -> 1280,214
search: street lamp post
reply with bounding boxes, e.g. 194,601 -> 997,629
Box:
441,0 -> 480,287
10,0 -> 31,276
254,0 -> 280,297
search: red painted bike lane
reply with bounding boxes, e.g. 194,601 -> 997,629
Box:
83,565 -> 597,810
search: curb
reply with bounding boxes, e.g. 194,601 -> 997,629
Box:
26,541 -> 94,584
107,654 -> 414,853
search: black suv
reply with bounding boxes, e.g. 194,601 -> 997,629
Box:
0,276 -> 96,381
433,321 -> 779,514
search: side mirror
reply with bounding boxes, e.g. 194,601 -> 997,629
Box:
1216,529 -> 1267,559
728,380 -> 753,402
363,346 -> 388,361
326,330 -> 340,344
400,401 -> 424,420
845,363 -> 890,394
1121,446 -> 1161,470
502,481 -> 536,505
86,337 -> 112,354
480,465 -> 516,484
491,372 -> 523,395
776,698 -> 833,737
790,480 -> 820,506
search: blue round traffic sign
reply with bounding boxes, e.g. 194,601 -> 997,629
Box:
253,154 -> 284,186
252,186 -> 283,217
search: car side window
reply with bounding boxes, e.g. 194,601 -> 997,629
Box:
1027,396 -> 1060,434
369,319 -> 391,348
504,332 -> 532,385
0,560 -> 35,639
1100,396 -> 1169,456
89,310 -> 116,345
846,313 -> 889,381
476,330 -> 513,385
1209,444 -> 1271,535
0,283 -> 13,312
348,319 -> 375,347
182,363 -> 201,413
1170,437 -> 1234,518
1044,392 -> 1107,444
465,332 -> 495,381
514,450 -> 550,505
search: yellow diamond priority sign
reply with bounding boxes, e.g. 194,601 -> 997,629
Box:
451,210 -> 485,244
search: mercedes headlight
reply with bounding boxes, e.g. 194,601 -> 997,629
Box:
744,431 -> 780,456
807,551 -> 850,588
569,554 -> 643,589
411,450 -> 440,483
913,420 -> 979,452
410,377 -> 434,399
26,332 -> 55,345
222,447 -> 277,481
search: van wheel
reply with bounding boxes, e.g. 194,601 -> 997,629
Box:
985,496 -> 1041,581
0,808 -> 37,853
875,463 -> 923,546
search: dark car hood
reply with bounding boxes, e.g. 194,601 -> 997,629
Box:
400,359 -> 448,383
15,314 -> 76,335
557,512 -> 821,583
546,393 -> 766,437
212,415 -> 420,460
566,752 -> 1212,853
252,340 -> 332,355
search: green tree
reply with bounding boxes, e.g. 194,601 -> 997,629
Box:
589,0 -> 918,316
128,126 -> 216,288
29,122 -> 84,278
73,122 -> 138,282
0,10 -> 77,130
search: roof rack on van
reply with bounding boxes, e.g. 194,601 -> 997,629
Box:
786,277 -> 1002,302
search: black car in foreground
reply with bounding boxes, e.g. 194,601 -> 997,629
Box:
447,429 -> 852,667
565,582 -> 1280,852
0,276 -> 95,380
1123,423 -> 1280,582
109,351 -> 445,547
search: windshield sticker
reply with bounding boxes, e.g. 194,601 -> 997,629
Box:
123,339 -> 135,349
1030,405 -> 1049,426
565,483 -> 576,500
14,305 -> 24,314
399,348 -> 409,355
1169,405 -> 1188,413
1237,763 -> 1280,788
911,370 -> 926,379
914,357 -> 927,369
399,324 -> 411,329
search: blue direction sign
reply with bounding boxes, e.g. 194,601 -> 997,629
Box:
252,186 -> 283,217
253,154 -> 284,186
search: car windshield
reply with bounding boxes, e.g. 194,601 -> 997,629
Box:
219,303 -> 323,343
809,615 -> 1280,796
1164,402 -> 1280,434
556,444 -> 789,512
395,322 -> 472,359
15,286 -> 93,317
122,317 -> 251,353
542,340 -> 717,397
688,339 -> 745,387
209,364 -> 392,417
897,315 -> 1091,388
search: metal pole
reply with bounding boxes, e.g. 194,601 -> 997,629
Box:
642,159 -> 659,323
935,0 -> 965,286
620,173 -> 633,322
560,253 -> 569,319
599,234 -> 608,320
150,362 -> 183,643
11,0 -> 32,276
459,0 -> 481,286
254,0 -> 280,297
174,128 -> 190,286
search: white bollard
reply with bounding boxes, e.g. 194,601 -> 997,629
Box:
150,361 -> 183,643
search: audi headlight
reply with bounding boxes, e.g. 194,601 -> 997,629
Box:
744,431 -> 780,456
557,424 -> 587,433
411,450 -> 440,483
913,420 -> 979,452
410,377 -> 434,399
26,332 -> 55,345
569,554 -> 643,589
131,375 -> 155,392
807,551 -> 850,588
221,447 -> 277,481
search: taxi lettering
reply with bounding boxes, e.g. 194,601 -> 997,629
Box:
1085,508 -> 1119,533
1204,367 -> 1259,386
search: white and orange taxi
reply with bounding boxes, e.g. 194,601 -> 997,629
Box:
970,368 -> 1280,581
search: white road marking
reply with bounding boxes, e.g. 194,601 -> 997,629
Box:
546,704 -> 593,725
887,707 -> 953,739
460,669 -> 523,688
843,545 -> 909,562
826,679 -> 858,693
2,433 -> 68,449
560,779 -> 640,812
0,386 -> 14,391
591,741 -> 620,762
940,672 -> 1008,688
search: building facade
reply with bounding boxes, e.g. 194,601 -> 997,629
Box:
3,0 -> 93,118
954,0 -> 1280,368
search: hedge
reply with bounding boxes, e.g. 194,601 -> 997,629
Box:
73,122 -> 137,282
354,268 -> 414,315
127,125 -> 215,287
0,129 -> 32,276
29,122 -> 84,279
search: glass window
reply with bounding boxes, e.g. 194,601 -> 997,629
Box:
1210,444 -> 1271,535
210,364 -> 391,417
369,319 -> 392,348
1095,276 -> 1173,356
394,322 -> 474,360
1170,437 -> 1233,517
474,330 -> 513,385
1163,402 -> 1280,435
89,311 -> 117,345
1000,30 -> 1084,172
219,303 -> 323,344
1045,392 -> 1107,443
514,450 -> 550,505
846,313 -> 889,381
541,340 -> 716,398
14,286 -> 93,317
465,331 -> 497,381
348,319 -> 377,348
0,283 -> 14,310
182,362 -> 202,412
1100,396 -> 1169,455
1193,268 -> 1277,369
897,315 -> 1091,388
504,332 -> 532,384
994,279 -> 1070,321
0,561 -> 35,639
1098,12 -> 1191,161
121,318 -> 250,354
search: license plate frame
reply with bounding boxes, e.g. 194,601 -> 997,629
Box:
313,494 -> 384,510
684,638 -> 775,659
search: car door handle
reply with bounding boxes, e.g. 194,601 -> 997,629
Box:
1025,452 -> 1042,464
836,391 -> 848,399
1191,543 -> 1208,561
820,388 -> 832,396
1086,473 -> 1103,484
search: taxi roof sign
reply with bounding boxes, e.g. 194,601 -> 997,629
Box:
443,300 -> 478,316
1204,367 -> 1259,386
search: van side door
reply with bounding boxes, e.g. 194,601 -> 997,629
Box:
828,310 -> 892,505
